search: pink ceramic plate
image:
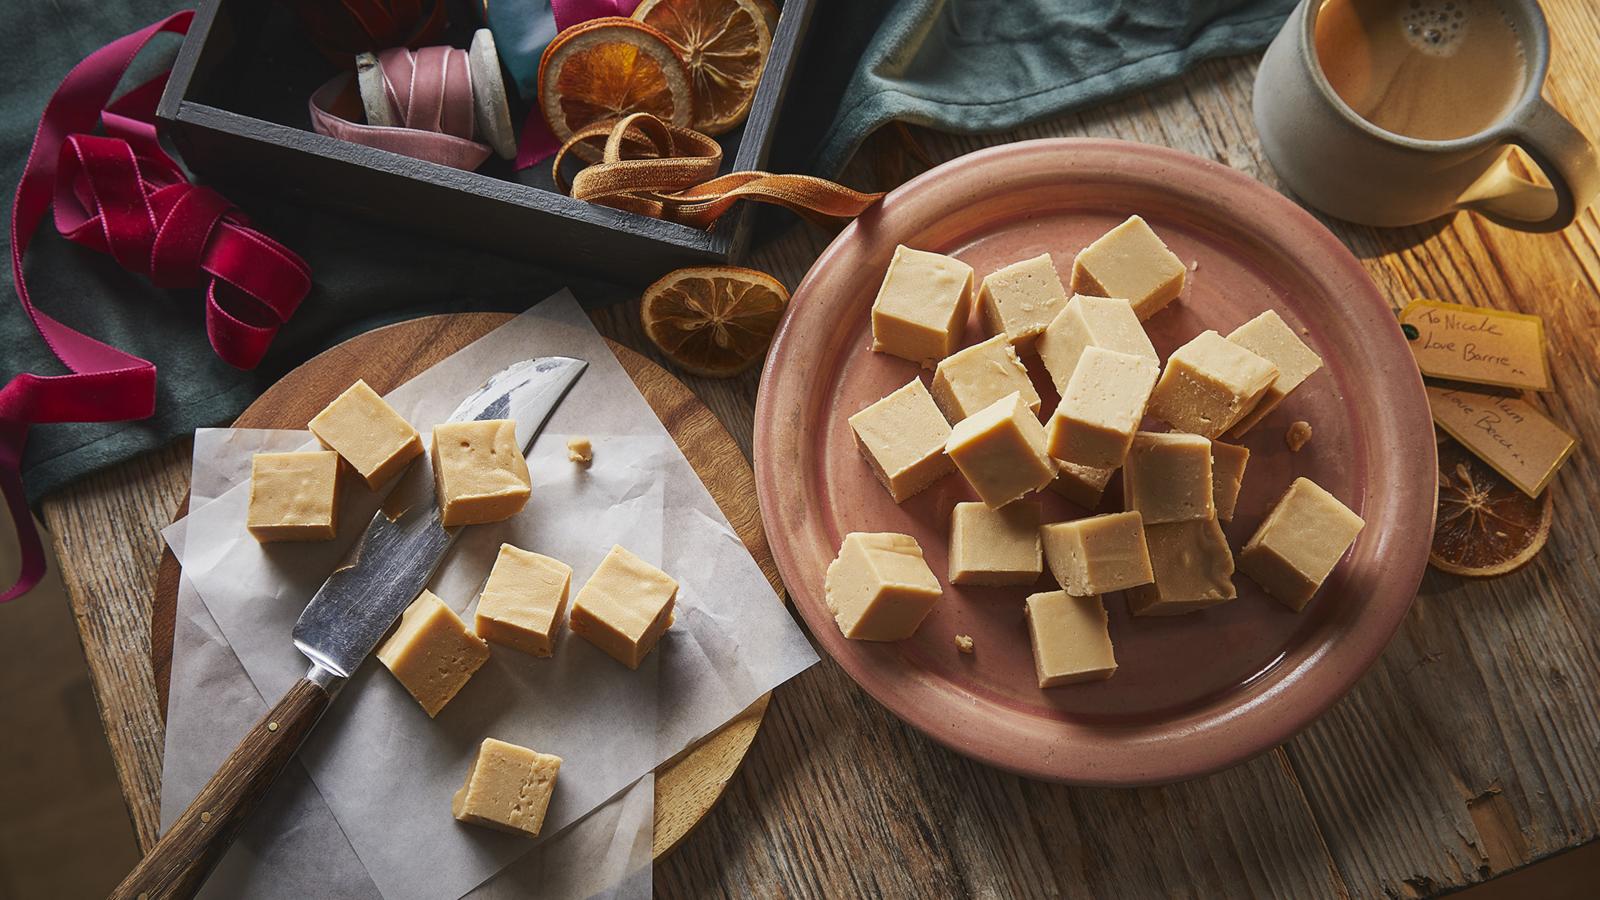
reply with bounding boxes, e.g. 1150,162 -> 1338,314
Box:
754,139 -> 1436,785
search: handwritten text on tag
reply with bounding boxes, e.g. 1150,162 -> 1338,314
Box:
1401,300 -> 1548,390
1426,386 -> 1575,497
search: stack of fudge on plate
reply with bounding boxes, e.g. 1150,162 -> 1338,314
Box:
829,215 -> 1365,688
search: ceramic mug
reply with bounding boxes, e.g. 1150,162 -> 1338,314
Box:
1254,0 -> 1600,232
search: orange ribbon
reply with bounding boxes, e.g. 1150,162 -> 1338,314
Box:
553,113 -> 884,229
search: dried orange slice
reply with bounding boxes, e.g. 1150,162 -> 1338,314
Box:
754,0 -> 779,32
1430,433 -> 1553,577
633,0 -> 772,136
538,17 -> 692,158
641,266 -> 789,377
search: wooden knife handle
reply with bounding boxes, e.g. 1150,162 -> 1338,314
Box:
109,676 -> 332,900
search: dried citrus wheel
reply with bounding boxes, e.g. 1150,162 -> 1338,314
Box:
754,0 -> 779,32
538,17 -> 692,159
641,266 -> 789,377
1430,433 -> 1553,577
633,0 -> 772,136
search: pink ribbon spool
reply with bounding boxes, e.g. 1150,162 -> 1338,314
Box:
309,28 -> 515,170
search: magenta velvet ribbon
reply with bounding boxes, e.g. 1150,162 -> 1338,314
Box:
1,12 -> 312,603
514,0 -> 644,169
309,44 -> 494,170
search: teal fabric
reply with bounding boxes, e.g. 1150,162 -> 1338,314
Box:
794,0 -> 1298,175
485,0 -> 556,101
2,0 -> 1294,503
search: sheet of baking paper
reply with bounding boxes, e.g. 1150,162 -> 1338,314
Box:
162,439 -> 654,900
177,428 -> 669,900
166,292 -> 818,900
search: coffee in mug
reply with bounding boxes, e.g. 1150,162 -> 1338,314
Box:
1314,0 -> 1527,141
1254,0 -> 1600,231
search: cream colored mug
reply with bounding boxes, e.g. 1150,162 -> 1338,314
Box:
1254,0 -> 1600,232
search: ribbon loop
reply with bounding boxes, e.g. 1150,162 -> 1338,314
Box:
1,12 -> 312,603
554,114 -> 885,230
148,183 -> 231,287
52,128 -> 309,322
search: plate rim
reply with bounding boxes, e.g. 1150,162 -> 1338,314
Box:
754,137 -> 1435,785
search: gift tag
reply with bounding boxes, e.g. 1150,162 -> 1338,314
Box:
1399,300 -> 1549,390
1426,385 -> 1576,497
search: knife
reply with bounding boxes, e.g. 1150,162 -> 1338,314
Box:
110,356 -> 587,900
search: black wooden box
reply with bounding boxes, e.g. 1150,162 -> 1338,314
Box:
156,0 -> 812,284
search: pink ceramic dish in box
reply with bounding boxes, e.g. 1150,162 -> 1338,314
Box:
753,139 -> 1436,785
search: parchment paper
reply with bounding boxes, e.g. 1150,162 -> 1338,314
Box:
162,438 -> 654,900
163,292 -> 818,900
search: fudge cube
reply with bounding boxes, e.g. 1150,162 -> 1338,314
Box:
849,378 -> 954,502
1036,294 -> 1158,393
976,253 -> 1071,347
1041,511 -> 1153,595
569,545 -> 677,669
1122,432 -> 1214,524
824,532 -> 942,641
1225,310 -> 1324,435
1126,519 -> 1236,616
308,379 -> 424,489
930,334 -> 1041,423
377,590 -> 490,717
1239,478 -> 1365,611
870,245 -> 974,367
948,500 -> 1043,585
1049,460 -> 1115,510
247,451 -> 341,543
1148,331 -> 1278,439
1210,441 -> 1250,522
432,420 -> 532,527
451,738 -> 561,837
946,392 -> 1057,508
1071,215 -> 1187,320
474,544 -> 572,657
1045,347 -> 1159,468
1024,591 -> 1117,687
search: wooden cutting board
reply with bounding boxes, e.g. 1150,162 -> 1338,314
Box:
151,312 -> 773,859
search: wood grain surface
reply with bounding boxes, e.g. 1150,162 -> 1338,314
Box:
40,1 -> 1600,895
144,313 -> 777,862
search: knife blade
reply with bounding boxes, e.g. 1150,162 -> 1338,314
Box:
295,355 -> 587,681
110,356 -> 586,900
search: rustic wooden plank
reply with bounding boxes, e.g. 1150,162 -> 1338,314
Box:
656,663 -> 1350,898
1540,0 -> 1600,294
41,441 -> 191,849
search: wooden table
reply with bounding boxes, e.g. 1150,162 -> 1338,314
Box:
42,2 -> 1600,895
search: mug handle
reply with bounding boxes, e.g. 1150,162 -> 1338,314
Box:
1459,97 -> 1600,232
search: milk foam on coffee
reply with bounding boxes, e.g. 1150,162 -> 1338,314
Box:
1314,0 -> 1527,141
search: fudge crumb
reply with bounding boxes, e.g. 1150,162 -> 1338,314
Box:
1285,421 -> 1313,452
954,634 -> 975,654
1189,259 -> 1199,271
567,436 -> 593,465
